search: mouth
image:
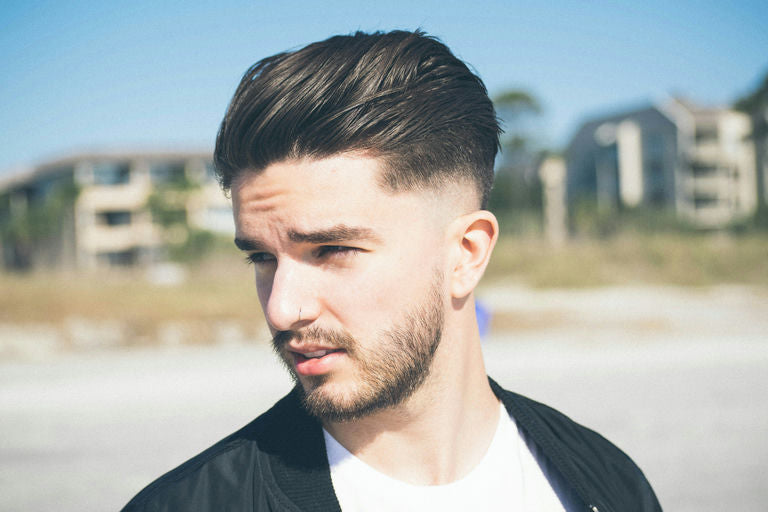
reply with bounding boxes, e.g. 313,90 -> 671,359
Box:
297,348 -> 342,358
289,348 -> 347,376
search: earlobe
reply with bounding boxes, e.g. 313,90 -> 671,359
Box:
449,211 -> 498,299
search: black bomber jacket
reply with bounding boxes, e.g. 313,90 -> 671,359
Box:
122,378 -> 662,511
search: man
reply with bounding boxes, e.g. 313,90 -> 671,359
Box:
123,30 -> 661,511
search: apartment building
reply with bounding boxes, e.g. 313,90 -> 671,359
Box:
564,98 -> 757,228
0,151 -> 233,271
753,105 -> 768,213
663,98 -> 757,227
738,82 -> 768,214
566,105 -> 679,214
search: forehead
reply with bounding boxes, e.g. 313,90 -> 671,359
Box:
231,154 -> 429,237
233,153 -> 379,203
233,154 -> 386,213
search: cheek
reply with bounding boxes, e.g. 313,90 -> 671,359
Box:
325,278 -> 400,330
327,251 -> 438,325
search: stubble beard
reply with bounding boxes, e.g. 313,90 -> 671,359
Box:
271,274 -> 444,422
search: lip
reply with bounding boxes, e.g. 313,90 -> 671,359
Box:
288,346 -> 346,376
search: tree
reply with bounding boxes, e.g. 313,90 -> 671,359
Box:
734,70 -> 768,113
488,88 -> 545,233
146,174 -> 214,263
0,180 -> 79,270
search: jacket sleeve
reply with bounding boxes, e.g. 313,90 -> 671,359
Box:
121,435 -> 263,511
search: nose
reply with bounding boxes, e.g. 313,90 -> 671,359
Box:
259,260 -> 319,331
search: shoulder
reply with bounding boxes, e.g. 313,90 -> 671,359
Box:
490,378 -> 662,512
121,388 -> 314,512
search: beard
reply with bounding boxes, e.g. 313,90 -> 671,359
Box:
271,272 -> 444,422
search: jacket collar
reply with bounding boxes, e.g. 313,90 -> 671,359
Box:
264,380 -> 606,512
257,386 -> 342,512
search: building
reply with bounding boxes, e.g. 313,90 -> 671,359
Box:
735,75 -> 768,217
753,106 -> 768,214
565,98 -> 757,228
751,102 -> 768,215
664,98 -> 757,226
0,150 -> 233,271
566,105 -> 679,215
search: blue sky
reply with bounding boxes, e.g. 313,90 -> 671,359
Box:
2,0 -> 767,174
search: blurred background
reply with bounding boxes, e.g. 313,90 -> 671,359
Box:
1,1 -> 767,511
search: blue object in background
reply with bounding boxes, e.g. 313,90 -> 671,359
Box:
475,300 -> 492,340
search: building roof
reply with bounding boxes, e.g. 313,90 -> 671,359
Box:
0,148 -> 213,193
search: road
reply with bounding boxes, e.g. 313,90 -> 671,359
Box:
1,285 -> 767,511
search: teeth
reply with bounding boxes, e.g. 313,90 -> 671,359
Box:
303,350 -> 329,359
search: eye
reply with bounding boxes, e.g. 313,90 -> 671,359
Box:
314,245 -> 361,259
244,252 -> 276,265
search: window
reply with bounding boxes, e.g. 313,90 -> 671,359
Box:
97,210 -> 132,226
691,163 -> 717,177
97,250 -> 136,266
694,196 -> 718,209
93,162 -> 131,185
695,125 -> 718,143
150,162 -> 187,185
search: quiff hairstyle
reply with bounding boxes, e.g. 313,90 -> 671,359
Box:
214,30 -> 501,208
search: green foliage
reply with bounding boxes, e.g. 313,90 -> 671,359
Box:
0,181 -> 80,244
147,192 -> 188,228
724,207 -> 768,234
146,173 -> 199,228
734,69 -> 768,112
493,90 -> 541,116
752,207 -> 768,230
490,88 -> 545,228
144,179 -> 219,264
568,196 -> 768,244
489,167 -> 543,210
0,261 -> 264,344
484,232 -> 768,288
488,168 -> 543,234
570,201 -> 694,238
167,228 -> 216,263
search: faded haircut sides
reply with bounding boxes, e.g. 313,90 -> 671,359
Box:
214,30 -> 501,208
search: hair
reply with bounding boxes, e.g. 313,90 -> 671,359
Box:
214,30 -> 501,208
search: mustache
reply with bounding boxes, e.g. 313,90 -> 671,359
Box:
271,326 -> 357,352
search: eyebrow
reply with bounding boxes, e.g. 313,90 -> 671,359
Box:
234,225 -> 382,251
233,237 -> 268,251
288,225 -> 381,244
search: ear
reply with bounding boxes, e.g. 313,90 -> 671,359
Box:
448,210 -> 499,299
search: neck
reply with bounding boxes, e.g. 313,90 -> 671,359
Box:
323,304 -> 499,485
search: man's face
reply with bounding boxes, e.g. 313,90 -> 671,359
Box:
232,154 -> 451,421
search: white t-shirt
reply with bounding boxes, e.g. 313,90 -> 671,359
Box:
324,402 -> 566,511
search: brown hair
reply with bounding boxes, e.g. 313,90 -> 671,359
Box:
214,30 -> 501,207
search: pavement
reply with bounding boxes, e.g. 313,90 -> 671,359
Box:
1,285 -> 767,511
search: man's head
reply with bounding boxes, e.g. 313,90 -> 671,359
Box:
221,31 -> 500,422
214,29 -> 501,209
